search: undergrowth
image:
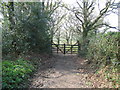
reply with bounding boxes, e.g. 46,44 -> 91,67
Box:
2,59 -> 35,89
96,65 -> 120,88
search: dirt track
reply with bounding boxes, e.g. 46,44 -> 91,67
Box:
29,54 -> 113,88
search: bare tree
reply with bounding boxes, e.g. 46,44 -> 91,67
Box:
64,0 -> 116,55
75,0 -> 114,39
62,13 -> 79,45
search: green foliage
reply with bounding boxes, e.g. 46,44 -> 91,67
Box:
86,32 -> 120,87
87,32 -> 119,66
104,65 -> 120,87
2,59 -> 34,89
1,2 -> 60,88
2,2 -> 55,58
105,65 -> 120,79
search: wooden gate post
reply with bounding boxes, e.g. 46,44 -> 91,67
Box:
77,41 -> 80,53
71,45 -> 72,54
64,43 -> 66,54
57,44 -> 58,53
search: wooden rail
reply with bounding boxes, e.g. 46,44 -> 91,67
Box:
52,41 -> 80,54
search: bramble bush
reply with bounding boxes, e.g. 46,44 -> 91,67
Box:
2,59 -> 35,89
87,32 -> 119,66
87,32 -> 120,87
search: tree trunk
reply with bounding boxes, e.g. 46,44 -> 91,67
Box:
8,2 -> 15,30
82,30 -> 88,43
42,1 -> 44,11
66,39 -> 69,45
57,38 -> 60,45
8,2 -> 18,57
70,33 -> 73,45
50,33 -> 53,54
80,30 -> 88,56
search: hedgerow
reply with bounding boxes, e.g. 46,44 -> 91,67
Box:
87,32 -> 120,87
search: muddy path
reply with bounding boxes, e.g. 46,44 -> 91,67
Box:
29,54 -> 112,88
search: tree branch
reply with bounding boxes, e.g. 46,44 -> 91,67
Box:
75,13 -> 84,29
77,1 -> 83,10
92,23 -> 118,31
89,1 -> 111,28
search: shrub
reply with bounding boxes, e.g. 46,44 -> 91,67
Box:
87,32 -> 119,66
2,59 -> 34,89
86,32 -> 120,87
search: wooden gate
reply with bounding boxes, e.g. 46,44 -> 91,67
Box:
52,41 -> 80,54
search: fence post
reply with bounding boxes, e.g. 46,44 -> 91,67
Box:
64,43 -> 66,54
71,45 -> 72,54
77,41 -> 80,54
57,44 -> 58,53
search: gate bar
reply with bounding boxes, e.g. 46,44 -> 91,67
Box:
64,43 -> 66,54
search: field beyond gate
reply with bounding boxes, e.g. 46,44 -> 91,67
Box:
52,41 -> 80,54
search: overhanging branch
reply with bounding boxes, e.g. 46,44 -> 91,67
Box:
92,23 -> 119,31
